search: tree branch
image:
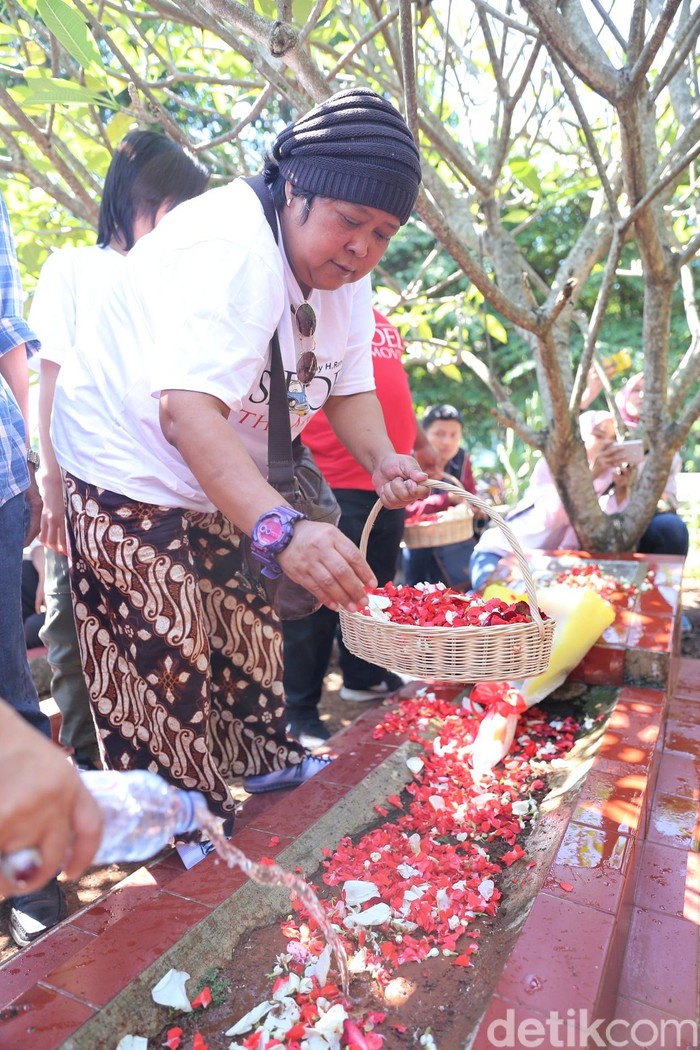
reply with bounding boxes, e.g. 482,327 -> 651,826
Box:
626,0 -> 684,93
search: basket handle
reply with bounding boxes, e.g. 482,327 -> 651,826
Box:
361,480 -> 546,638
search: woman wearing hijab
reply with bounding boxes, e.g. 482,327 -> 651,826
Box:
469,411 -> 630,591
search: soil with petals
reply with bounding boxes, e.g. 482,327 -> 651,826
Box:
149,693 -> 594,1050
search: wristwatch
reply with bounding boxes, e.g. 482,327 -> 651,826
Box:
250,505 -> 306,579
26,448 -> 40,471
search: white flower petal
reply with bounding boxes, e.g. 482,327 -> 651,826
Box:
314,1002 -> 349,1039
343,880 -> 379,906
115,1038 -> 148,1050
348,947 -> 369,973
397,863 -> 420,879
406,756 -> 424,774
343,902 -> 392,928
436,887 -> 451,912
306,944 -> 331,986
225,999 -> 274,1035
151,968 -> 192,1012
303,1033 -> 334,1050
478,878 -> 495,901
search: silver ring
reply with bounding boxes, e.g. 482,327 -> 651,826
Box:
0,847 -> 43,886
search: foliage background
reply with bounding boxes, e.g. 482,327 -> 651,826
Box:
1,0 -> 698,524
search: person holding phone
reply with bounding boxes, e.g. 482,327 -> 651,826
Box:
470,411 -> 653,591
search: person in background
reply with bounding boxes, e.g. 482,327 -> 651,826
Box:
0,188 -> 65,946
22,540 -> 45,649
29,130 -> 210,773
402,403 -> 480,590
51,88 -> 429,819
0,698 -> 102,901
613,372 -> 689,557
282,309 -> 439,748
469,411 -> 628,592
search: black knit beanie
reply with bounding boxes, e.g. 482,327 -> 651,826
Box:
272,87 -> 422,225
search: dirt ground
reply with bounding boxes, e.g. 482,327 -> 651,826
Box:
1,576 -> 699,973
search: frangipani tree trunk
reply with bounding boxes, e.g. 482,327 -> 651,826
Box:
1,0 -> 698,551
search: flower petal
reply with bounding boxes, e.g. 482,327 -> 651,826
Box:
151,969 -> 192,1012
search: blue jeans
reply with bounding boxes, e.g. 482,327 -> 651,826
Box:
40,548 -> 98,759
0,492 -> 51,737
283,490 -> 405,712
469,550 -> 504,593
638,512 -> 689,556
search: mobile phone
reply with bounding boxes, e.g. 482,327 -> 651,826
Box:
613,439 -> 644,465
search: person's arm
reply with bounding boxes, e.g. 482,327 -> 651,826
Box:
0,700 -> 102,896
0,343 -> 42,544
322,391 -> 429,503
159,389 -> 383,612
38,359 -> 68,553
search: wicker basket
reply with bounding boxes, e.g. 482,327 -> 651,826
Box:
339,481 -> 554,682
403,505 -> 474,549
403,472 -> 474,549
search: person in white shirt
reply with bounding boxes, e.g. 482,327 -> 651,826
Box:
52,88 -> 428,819
29,131 -> 209,777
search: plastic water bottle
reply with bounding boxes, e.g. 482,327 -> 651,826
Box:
82,769 -> 211,864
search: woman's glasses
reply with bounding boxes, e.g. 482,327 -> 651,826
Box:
291,302 -> 318,385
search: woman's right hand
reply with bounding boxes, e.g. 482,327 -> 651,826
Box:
278,519 -> 377,612
590,442 -> 627,479
39,470 -> 68,554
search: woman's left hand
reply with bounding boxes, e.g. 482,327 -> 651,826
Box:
372,455 -> 430,508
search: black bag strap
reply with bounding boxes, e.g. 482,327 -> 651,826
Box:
243,174 -> 296,491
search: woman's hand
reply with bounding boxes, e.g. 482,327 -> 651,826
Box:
278,520 -> 377,612
590,442 -> 627,479
0,703 -> 103,896
39,469 -> 68,554
613,463 -> 634,502
371,454 -> 430,508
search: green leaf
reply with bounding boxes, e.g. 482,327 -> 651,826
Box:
105,110 -> 136,144
440,364 -> 463,382
483,314 -> 507,343
502,208 -> 530,224
37,0 -> 102,70
509,157 -> 542,196
11,78 -> 114,107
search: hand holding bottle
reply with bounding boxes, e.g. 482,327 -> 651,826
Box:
0,701 -> 103,895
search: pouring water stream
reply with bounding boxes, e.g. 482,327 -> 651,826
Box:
200,810 -> 350,997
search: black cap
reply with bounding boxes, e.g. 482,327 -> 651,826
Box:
423,404 -> 464,428
272,87 -> 422,225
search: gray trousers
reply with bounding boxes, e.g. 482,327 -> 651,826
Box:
40,547 -> 99,761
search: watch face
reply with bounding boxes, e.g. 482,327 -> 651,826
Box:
256,514 -> 286,548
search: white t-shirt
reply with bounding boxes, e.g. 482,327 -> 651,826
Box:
52,180 -> 375,510
28,245 -> 124,367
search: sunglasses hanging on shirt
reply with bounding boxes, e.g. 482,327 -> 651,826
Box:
288,302 -> 318,416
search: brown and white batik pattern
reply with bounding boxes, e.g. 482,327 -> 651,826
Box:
63,472 -> 306,817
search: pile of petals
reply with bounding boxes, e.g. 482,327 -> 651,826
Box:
404,505 -> 471,528
152,690 -> 578,1050
361,582 -> 544,628
316,688 -> 578,979
546,563 -> 651,606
